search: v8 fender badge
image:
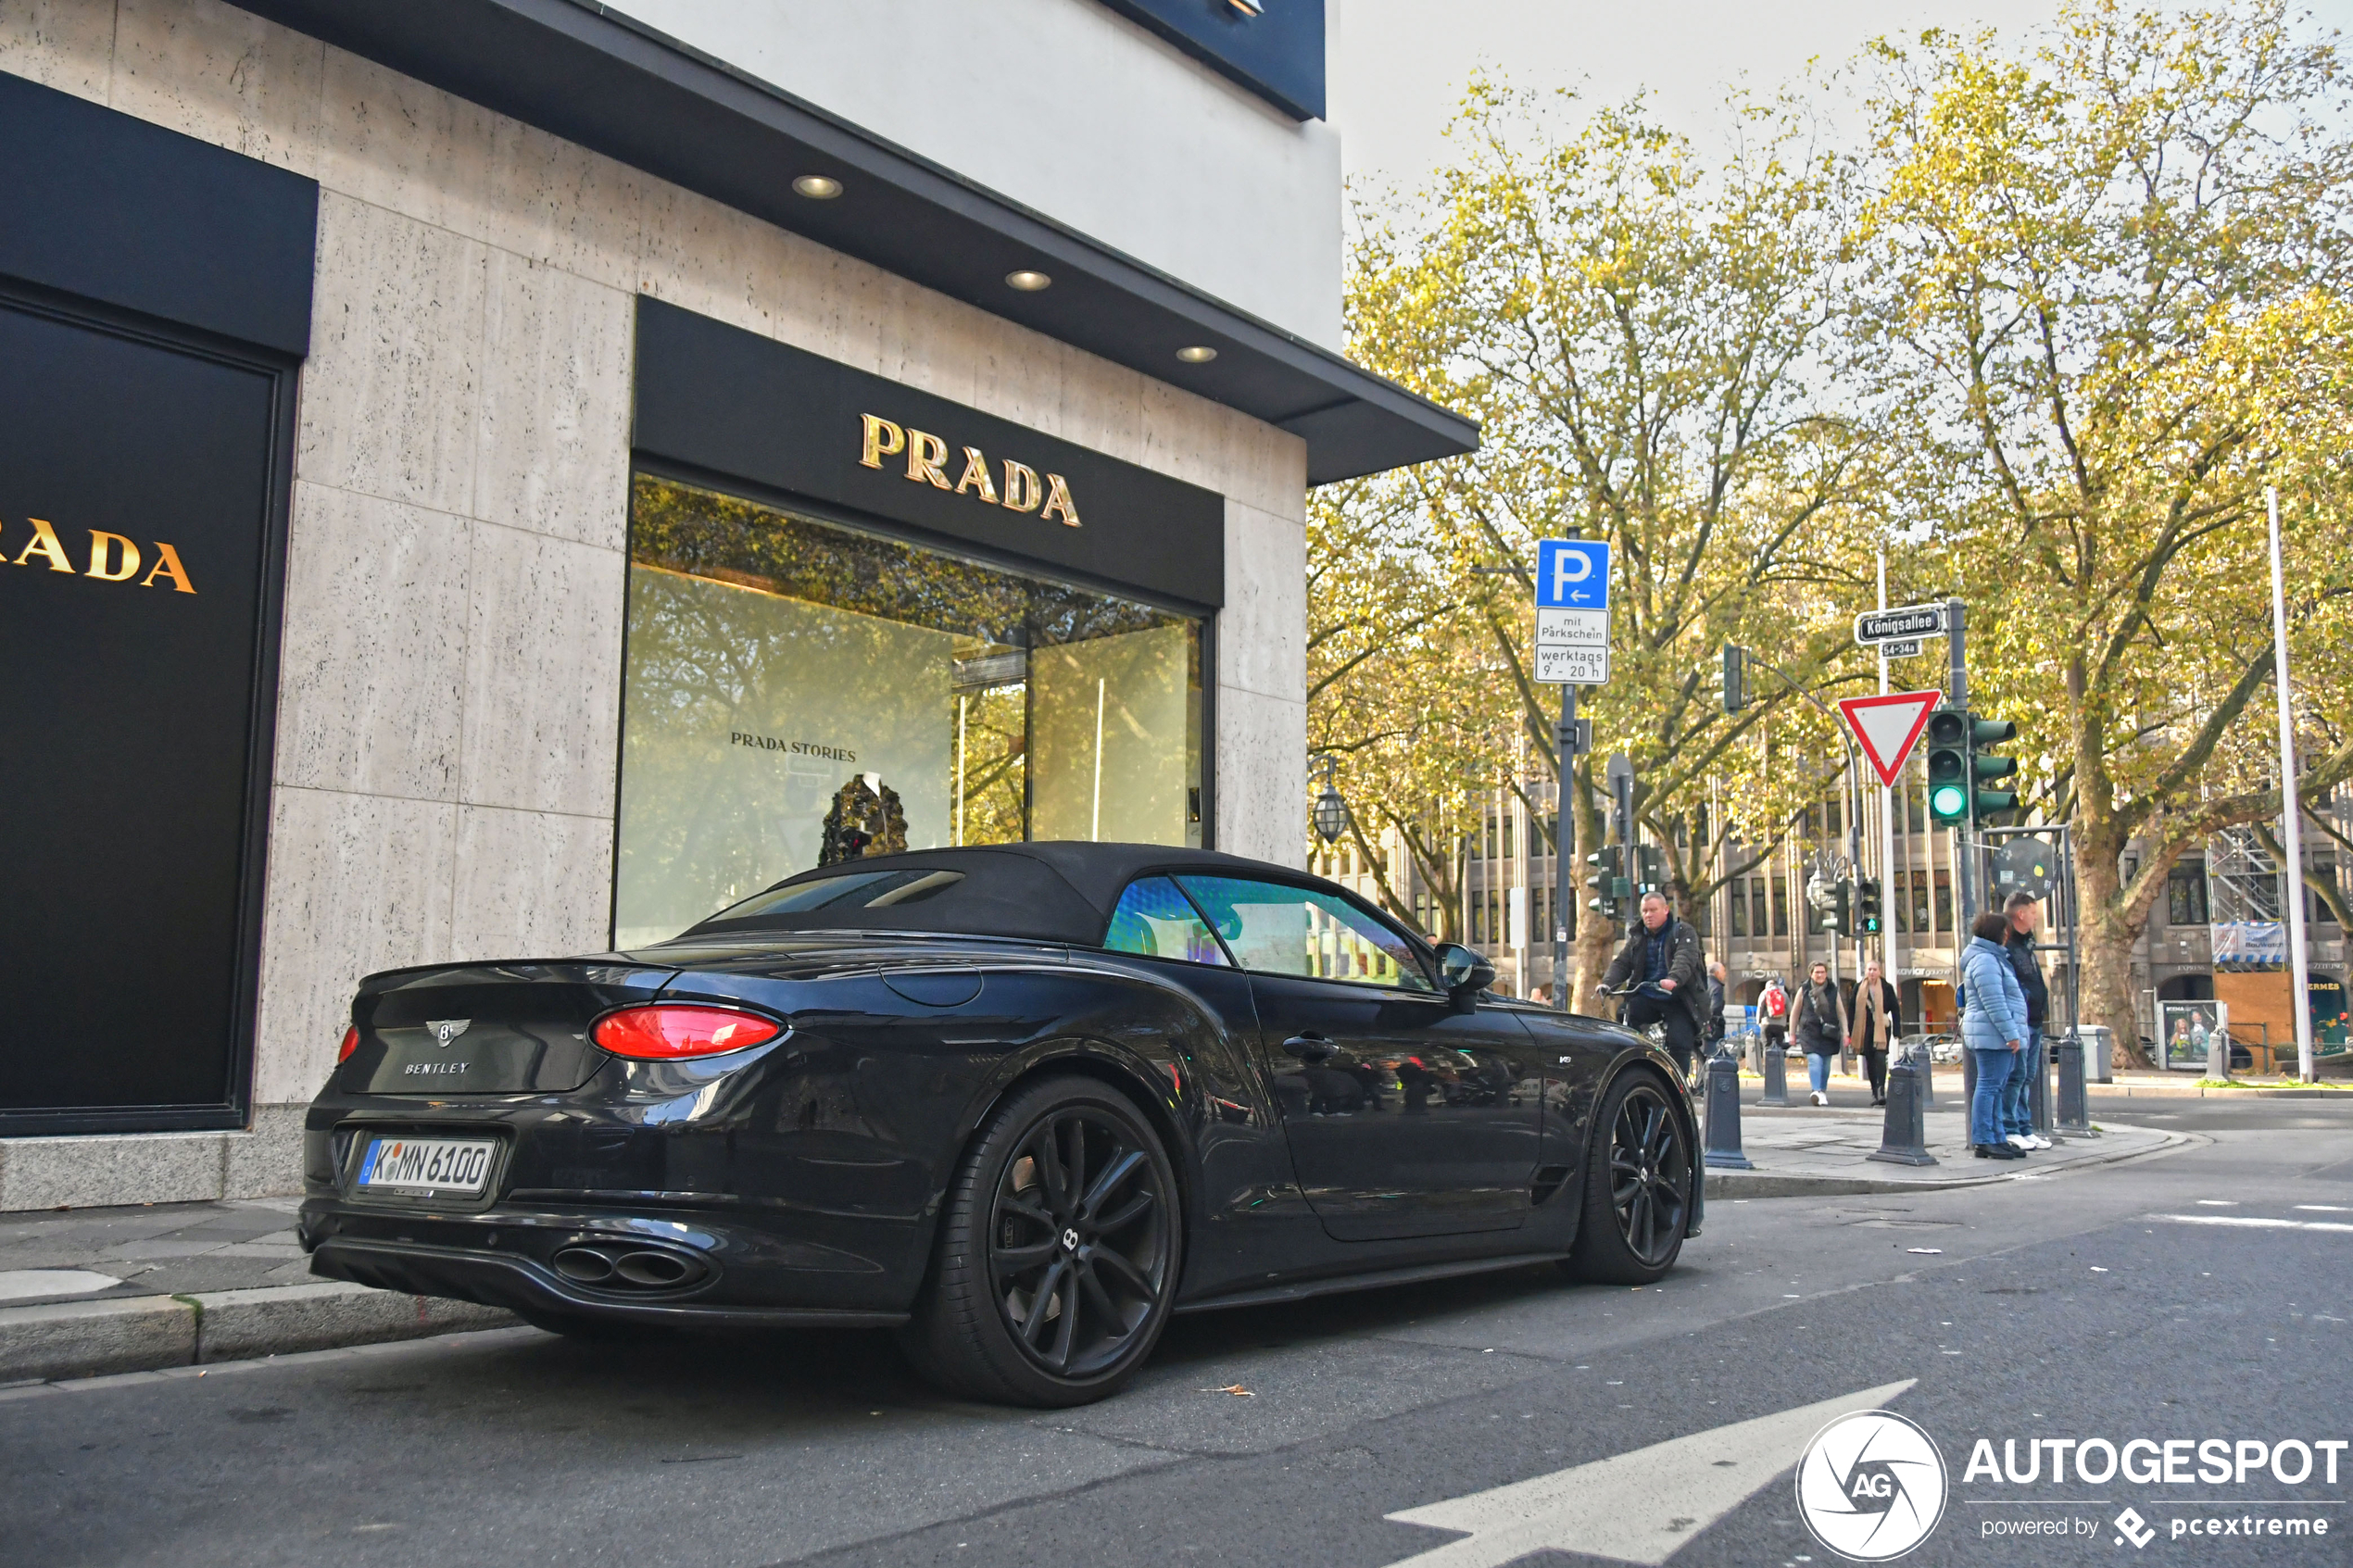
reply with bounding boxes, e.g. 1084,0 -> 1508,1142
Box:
427,1019 -> 472,1048
1795,1409 -> 1948,1560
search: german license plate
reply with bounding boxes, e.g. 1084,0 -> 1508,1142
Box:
357,1135 -> 497,1196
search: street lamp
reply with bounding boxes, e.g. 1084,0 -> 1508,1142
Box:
1310,754 -> 1351,845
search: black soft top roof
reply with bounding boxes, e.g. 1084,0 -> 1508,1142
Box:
679,843 -> 1309,946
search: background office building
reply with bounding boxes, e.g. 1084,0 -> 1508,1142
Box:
0,0 -> 1470,1207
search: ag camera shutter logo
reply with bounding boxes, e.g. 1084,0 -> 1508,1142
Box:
1795,1409 -> 1948,1560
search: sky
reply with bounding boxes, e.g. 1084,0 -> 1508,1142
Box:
1326,0 -> 2353,194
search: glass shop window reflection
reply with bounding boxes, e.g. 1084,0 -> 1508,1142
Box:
613,475 -> 1203,947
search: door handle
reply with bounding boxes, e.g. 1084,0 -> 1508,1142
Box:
1282,1033 -> 1339,1063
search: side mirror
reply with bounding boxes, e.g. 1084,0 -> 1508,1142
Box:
1433,943 -> 1496,1001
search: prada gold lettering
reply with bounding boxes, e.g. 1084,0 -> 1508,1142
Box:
141,542 -> 197,594
905,429 -> 951,489
0,515 -> 196,594
1001,460 -> 1041,513
854,414 -> 1081,529
953,446 -> 999,504
86,531 -> 141,583
860,413 -> 904,469
13,517 -> 74,571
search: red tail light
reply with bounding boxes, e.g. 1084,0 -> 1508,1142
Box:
338,1025 -> 359,1063
592,1004 -> 782,1060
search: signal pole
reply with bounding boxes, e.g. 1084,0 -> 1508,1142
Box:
1552,683 -> 1579,1011
1880,553 -> 1900,1004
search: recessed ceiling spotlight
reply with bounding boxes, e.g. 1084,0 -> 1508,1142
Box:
1176,345 -> 1218,363
792,174 -> 843,199
1005,270 -> 1052,292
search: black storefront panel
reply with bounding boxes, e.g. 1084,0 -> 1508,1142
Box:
0,73 -> 315,1133
0,304 -> 289,1127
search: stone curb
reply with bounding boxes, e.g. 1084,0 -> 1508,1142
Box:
1704,1125 -> 2196,1200
0,1281 -> 517,1385
2089,1082 -> 2349,1098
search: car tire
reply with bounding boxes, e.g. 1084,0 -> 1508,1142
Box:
899,1075 -> 1181,1408
1564,1070 -> 1692,1286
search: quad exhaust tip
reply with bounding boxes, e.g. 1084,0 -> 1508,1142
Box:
551,1243 -> 707,1291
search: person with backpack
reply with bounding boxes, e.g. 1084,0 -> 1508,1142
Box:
1793,960 -> 1849,1106
1758,975 -> 1791,1070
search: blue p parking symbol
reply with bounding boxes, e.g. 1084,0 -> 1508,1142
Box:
1535,540 -> 1611,609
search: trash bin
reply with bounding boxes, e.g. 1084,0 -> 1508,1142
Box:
2071,1024 -> 2113,1084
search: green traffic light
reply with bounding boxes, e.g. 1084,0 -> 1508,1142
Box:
1931,783 -> 1969,819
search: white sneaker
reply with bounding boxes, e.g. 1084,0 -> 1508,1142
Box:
2031,1135 -> 2053,1149
2007,1134 -> 2031,1150
1812,1091 -> 1829,1107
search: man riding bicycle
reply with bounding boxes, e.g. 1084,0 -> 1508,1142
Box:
1601,889 -> 1709,1080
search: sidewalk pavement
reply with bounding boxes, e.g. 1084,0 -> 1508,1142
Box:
1705,1099 -> 2186,1198
0,1198 -> 510,1385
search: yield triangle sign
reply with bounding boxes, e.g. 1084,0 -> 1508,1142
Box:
1839,691 -> 1943,787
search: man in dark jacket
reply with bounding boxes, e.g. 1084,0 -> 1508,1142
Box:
2002,891 -> 2051,1148
1603,891 -> 1708,1076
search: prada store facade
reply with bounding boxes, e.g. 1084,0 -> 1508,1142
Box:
0,0 -> 1467,1208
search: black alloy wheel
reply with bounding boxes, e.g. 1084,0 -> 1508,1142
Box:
1566,1073 -> 1692,1285
900,1076 -> 1179,1406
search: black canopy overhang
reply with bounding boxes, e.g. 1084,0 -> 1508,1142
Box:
232,0 -> 1478,485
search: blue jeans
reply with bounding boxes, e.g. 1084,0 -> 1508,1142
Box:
1807,1051 -> 1833,1095
2002,1028 -> 2040,1136
1970,1046 -> 2018,1146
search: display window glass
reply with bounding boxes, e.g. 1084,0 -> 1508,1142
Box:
615,475 -> 1204,947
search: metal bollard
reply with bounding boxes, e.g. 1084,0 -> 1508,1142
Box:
1868,1054 -> 1938,1166
2029,1032 -> 2061,1142
1703,1048 -> 1754,1170
1915,1040 -> 1934,1109
2056,1032 -> 2095,1135
1760,1039 -> 1789,1107
1960,1042 -> 1976,1110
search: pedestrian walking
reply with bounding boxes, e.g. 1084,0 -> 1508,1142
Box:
1853,960 -> 1902,1105
1962,910 -> 2031,1160
1793,960 -> 1849,1107
1759,975 -> 1790,1066
2002,891 -> 2052,1150
1602,890 -> 1708,1078
1705,960 -> 1729,1056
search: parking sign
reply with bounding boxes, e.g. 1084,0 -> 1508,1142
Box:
1535,540 -> 1610,609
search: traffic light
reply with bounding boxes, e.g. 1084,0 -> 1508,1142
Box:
1856,877 -> 1883,935
1716,644 -> 1748,714
1584,847 -> 1629,922
1925,707 -> 1970,825
1810,881 -> 1852,935
1969,713 -> 2020,819
1634,843 -> 1666,894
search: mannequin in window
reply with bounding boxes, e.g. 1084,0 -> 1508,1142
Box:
819,772 -> 906,866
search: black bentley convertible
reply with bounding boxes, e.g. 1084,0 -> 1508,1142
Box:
301,844 -> 1697,1406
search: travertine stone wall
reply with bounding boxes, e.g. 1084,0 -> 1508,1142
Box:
0,0 -> 1308,1185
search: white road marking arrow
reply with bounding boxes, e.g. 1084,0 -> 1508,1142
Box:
1381,1378 -> 1918,1568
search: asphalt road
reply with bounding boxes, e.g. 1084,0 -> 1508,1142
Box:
6,1104 -> 2349,1568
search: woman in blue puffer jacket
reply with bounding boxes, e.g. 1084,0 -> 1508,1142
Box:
1961,910 -> 2031,1160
